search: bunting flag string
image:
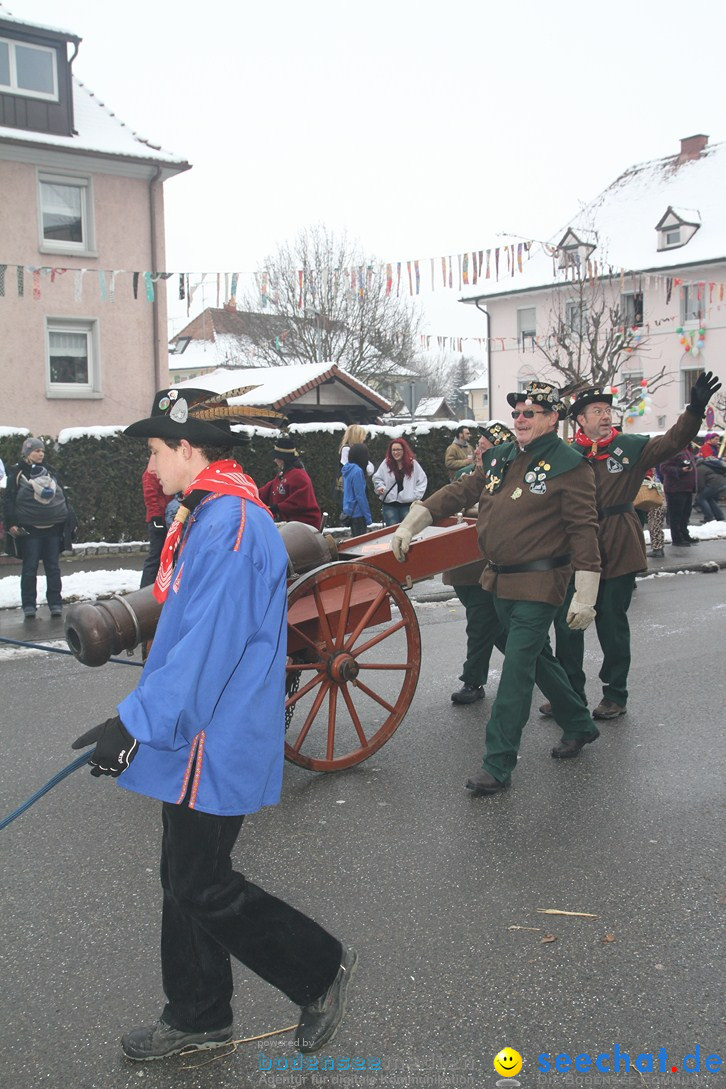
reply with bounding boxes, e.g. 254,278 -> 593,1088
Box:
1,255 -> 725,317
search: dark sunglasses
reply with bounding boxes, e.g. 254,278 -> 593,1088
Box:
511,409 -> 547,419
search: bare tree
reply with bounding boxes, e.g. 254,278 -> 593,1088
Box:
239,226 -> 422,387
535,271 -> 672,425
413,352 -> 476,414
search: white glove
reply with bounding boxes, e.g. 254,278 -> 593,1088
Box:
566,570 -> 600,631
391,502 -> 433,562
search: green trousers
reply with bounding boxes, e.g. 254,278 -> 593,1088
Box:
552,573 -> 636,708
482,597 -> 598,784
453,585 -> 499,687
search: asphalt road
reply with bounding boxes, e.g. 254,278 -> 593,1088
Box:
1,572 -> 724,1089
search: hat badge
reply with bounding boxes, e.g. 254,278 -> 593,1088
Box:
169,398 -> 188,424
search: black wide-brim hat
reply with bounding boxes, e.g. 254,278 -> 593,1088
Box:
481,421 -> 516,446
506,380 -> 566,419
568,387 -> 613,420
124,388 -> 250,446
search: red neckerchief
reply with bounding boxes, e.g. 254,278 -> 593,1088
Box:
574,426 -> 619,460
153,459 -> 271,603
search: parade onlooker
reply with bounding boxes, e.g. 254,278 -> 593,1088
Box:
3,437 -> 72,619
140,461 -> 170,588
699,432 -> 721,458
258,437 -> 322,530
373,439 -> 427,527
695,455 -> 726,523
393,381 -> 602,797
342,443 -> 372,537
646,468 -> 666,557
72,387 -> 354,1061
444,425 -> 474,481
338,425 -> 374,475
660,445 -> 698,546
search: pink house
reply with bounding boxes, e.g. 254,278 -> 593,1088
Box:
460,135 -> 725,432
0,8 -> 190,436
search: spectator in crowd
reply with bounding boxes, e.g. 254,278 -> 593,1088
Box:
660,445 -> 699,546
338,425 -> 374,475
373,438 -> 427,527
699,432 -> 721,458
3,437 -> 72,619
696,454 -> 726,522
444,425 -> 474,481
342,443 -> 372,537
258,437 -> 322,529
646,469 -> 666,557
140,460 -> 170,588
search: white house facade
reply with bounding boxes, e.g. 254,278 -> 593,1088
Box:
460,135 -> 725,432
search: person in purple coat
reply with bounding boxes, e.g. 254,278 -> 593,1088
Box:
659,445 -> 698,546
71,388 -> 356,1061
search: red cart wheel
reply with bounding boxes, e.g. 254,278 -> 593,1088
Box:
284,561 -> 421,772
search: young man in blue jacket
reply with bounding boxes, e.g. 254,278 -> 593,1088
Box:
72,388 -> 356,1060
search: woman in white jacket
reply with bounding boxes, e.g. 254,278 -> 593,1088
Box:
373,438 -> 427,526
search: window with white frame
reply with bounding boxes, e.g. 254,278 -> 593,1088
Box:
516,306 -> 536,350
46,319 -> 100,396
681,366 -> 703,408
0,37 -> 58,100
620,370 -> 644,403
680,283 -> 705,324
566,301 -> 586,335
621,291 -> 644,327
38,174 -> 94,253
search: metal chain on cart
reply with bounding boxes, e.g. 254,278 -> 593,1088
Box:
284,659 -> 303,732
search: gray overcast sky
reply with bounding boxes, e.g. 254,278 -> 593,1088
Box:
7,0 -> 726,340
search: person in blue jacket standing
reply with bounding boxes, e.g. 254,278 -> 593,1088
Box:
72,387 -> 356,1061
342,442 -> 372,537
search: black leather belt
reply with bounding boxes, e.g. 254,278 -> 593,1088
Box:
488,553 -> 571,575
597,502 -> 634,519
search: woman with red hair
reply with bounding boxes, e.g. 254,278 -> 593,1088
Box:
372,438 -> 427,527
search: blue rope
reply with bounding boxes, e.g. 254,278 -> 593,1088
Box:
0,635 -> 143,667
0,751 -> 91,832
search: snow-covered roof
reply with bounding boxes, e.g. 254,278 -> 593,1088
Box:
0,6 -> 78,38
460,375 -> 488,391
462,137 -> 726,302
413,396 -> 455,419
173,362 -> 392,411
0,76 -> 189,169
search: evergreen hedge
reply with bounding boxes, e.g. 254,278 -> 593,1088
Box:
0,420 -> 470,543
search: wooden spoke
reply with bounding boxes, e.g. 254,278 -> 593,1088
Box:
284,561 -> 421,772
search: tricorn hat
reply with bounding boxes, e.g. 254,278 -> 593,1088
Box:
568,386 -> 614,420
506,381 -> 566,419
124,388 -> 251,446
480,421 -> 516,446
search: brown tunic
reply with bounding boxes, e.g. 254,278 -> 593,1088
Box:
582,410 -> 702,579
425,435 -> 600,607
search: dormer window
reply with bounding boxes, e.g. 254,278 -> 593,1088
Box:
556,228 -> 597,271
0,36 -> 58,100
655,206 -> 700,251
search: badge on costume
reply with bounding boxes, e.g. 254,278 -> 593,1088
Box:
606,456 -> 623,474
511,487 -> 522,500
529,481 -> 546,494
170,398 -> 188,424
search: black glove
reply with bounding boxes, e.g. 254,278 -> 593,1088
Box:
72,715 -> 139,778
687,371 -> 721,415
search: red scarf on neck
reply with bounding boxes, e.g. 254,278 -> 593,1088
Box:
153,459 -> 271,603
574,426 -> 619,460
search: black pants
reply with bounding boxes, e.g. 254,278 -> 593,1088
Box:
20,530 -> 62,610
160,802 -> 342,1032
140,522 -> 167,588
349,515 -> 369,538
666,492 -> 693,544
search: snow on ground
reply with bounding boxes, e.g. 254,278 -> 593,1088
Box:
0,569 -> 140,611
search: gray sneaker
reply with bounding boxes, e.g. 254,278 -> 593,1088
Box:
121,1018 -> 233,1061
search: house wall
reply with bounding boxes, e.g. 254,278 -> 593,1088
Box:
464,388 -> 489,419
0,154 -> 169,436
483,264 -> 726,430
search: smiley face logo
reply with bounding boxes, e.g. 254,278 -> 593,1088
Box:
493,1047 -> 523,1077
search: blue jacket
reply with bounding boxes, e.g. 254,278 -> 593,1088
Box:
342,462 -> 371,523
117,495 -> 287,816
